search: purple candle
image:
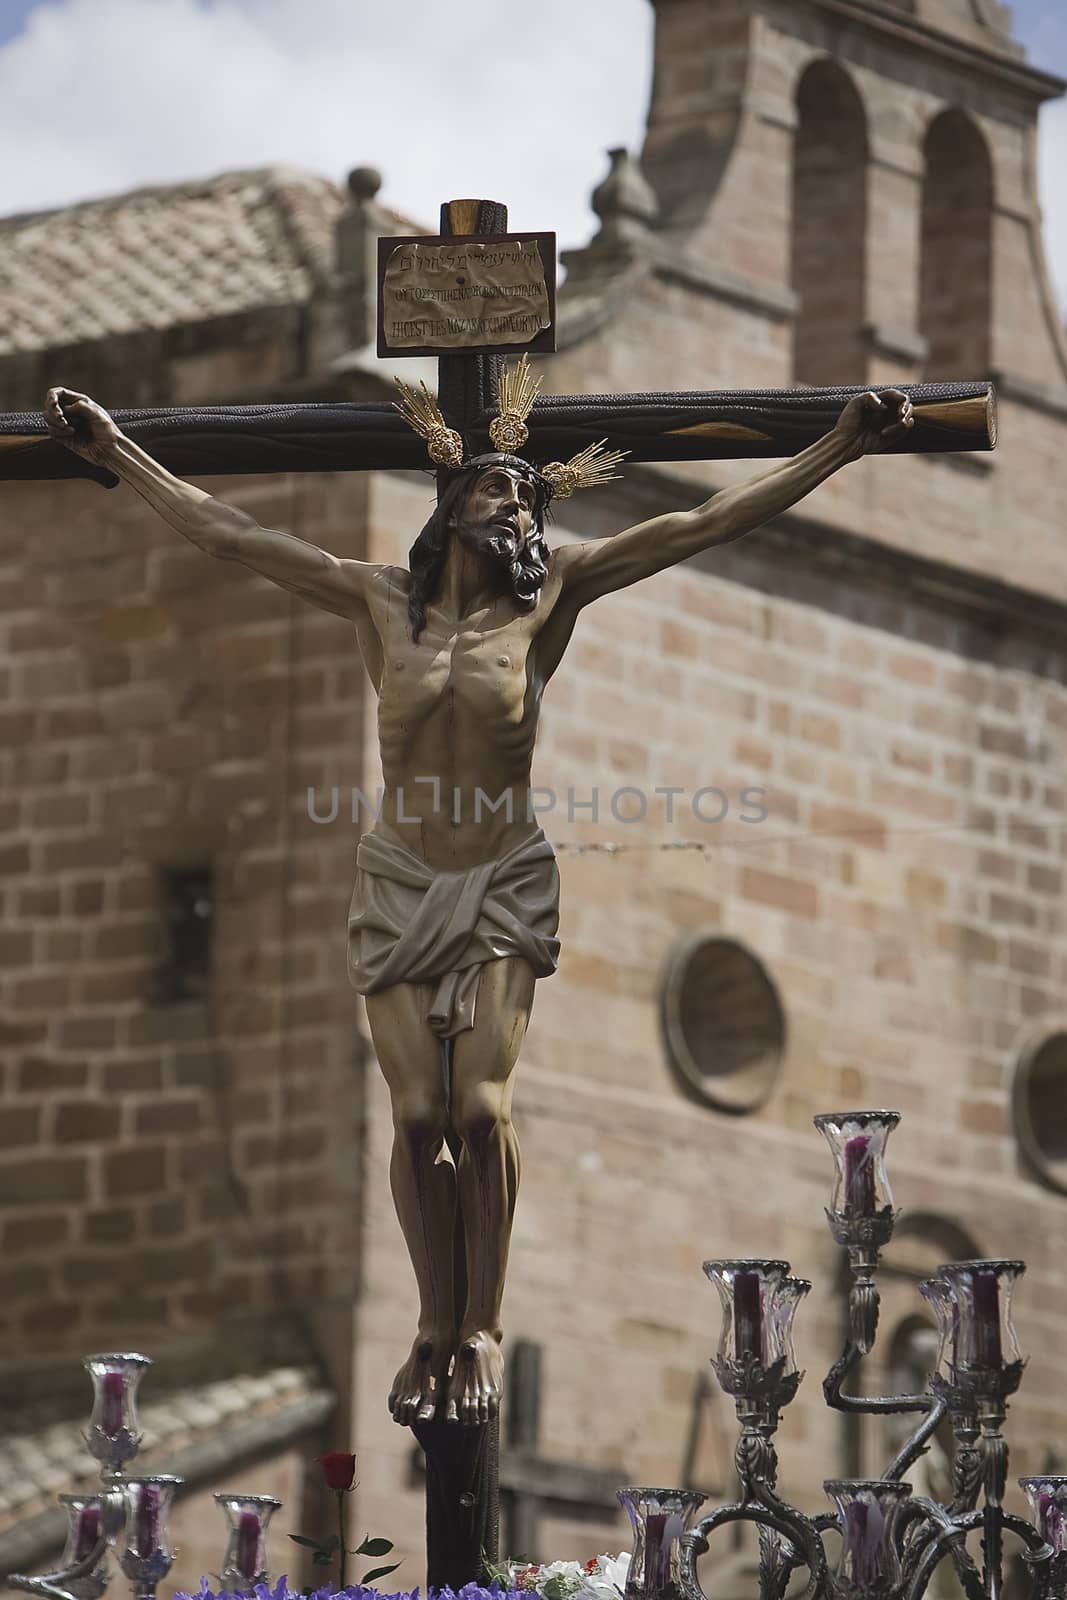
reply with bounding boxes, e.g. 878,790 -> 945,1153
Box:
645,1510 -> 669,1591
100,1371 -> 126,1437
843,1499 -> 871,1582
844,1135 -> 875,1215
236,1510 -> 261,1579
843,1497 -> 888,1589
75,1505 -> 102,1561
133,1485 -> 160,1559
970,1272 -> 1003,1368
1038,1493 -> 1067,1553
734,1271 -> 763,1361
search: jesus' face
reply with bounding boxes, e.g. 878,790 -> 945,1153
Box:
452,465 -> 538,565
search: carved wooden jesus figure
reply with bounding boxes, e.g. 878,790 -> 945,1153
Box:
43,381 -> 912,1428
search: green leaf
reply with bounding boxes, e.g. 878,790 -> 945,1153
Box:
361,1565 -> 402,1586
312,1553 -> 334,1567
288,1536 -> 324,1550
357,1538 -> 394,1557
479,1547 -> 515,1587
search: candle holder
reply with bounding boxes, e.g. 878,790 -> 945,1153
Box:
1020,1477 -> 1067,1553
108,1475 -> 182,1600
918,1274 -> 985,1515
813,1112 -> 899,1259
213,1493 -> 281,1591
928,1261 -> 1026,1404
702,1260 -> 807,1423
83,1354 -> 152,1475
688,1263 -> 824,1600
1019,1476 -> 1067,1599
617,1489 -> 706,1600
823,1480 -> 912,1600
3,1491 -> 118,1600
813,1112 -> 947,1489
54,1496 -> 112,1600
4,1355 -> 140,1600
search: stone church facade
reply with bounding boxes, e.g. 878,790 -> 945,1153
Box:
2,0 -> 1067,1590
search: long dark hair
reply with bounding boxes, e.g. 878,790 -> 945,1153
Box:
407,455 -> 551,642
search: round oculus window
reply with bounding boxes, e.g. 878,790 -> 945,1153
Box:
660,933 -> 786,1114
1012,1030 -> 1067,1195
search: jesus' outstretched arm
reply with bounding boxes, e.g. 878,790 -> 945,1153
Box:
555,388 -> 912,608
44,387 -> 382,622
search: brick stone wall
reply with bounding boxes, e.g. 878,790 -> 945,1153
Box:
0,463 -> 368,1369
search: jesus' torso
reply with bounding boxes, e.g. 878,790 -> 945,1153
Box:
352,560 -> 577,871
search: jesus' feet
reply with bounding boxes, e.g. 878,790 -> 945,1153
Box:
388,1333 -> 452,1426
445,1329 -> 504,1425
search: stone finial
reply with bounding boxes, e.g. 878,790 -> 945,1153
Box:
334,165 -> 386,348
590,148 -> 658,253
347,166 -> 382,202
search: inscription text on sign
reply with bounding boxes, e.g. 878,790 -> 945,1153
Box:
377,232 -> 556,358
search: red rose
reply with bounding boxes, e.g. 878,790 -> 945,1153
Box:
318,1451 -> 357,1492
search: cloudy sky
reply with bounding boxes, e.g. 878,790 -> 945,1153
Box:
2,0 -> 1066,308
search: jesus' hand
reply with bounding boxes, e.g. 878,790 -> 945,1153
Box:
833,388 -> 914,461
44,387 -> 122,464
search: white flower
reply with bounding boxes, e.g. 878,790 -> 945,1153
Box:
502,1550 -> 631,1600
571,1552 -> 631,1600
535,1560 -> 586,1599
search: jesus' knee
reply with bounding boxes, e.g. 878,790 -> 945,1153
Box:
451,1080 -> 511,1149
391,1086 -> 449,1154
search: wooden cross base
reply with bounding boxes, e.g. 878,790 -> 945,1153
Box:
411,1413 -> 500,1590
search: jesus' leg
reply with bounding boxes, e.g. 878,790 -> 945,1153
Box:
365,981 -> 457,1425
446,955 -> 536,1425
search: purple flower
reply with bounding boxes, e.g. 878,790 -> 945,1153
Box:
175,1582 -> 532,1600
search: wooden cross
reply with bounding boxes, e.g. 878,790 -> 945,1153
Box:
501,1339 -> 626,1564
0,196 -> 997,1589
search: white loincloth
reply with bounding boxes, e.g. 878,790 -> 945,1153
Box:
347,827 -> 560,1037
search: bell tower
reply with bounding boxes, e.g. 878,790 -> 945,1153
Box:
639,0 -> 1067,394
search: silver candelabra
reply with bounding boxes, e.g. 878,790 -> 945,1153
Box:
4,1354 -> 281,1600
620,1111 -> 1063,1600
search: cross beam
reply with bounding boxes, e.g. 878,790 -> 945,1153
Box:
0,378 -> 996,489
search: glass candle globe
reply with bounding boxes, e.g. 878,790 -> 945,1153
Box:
109,1475 -> 182,1596
936,1261 -> 1025,1375
702,1259 -> 795,1369
1019,1477 -> 1067,1553
824,1479 -> 912,1600
214,1493 -> 281,1589
57,1494 -> 110,1600
83,1353 -> 152,1472
617,1487 -> 706,1600
814,1112 -> 899,1243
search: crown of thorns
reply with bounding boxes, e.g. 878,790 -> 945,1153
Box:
393,354 -> 628,500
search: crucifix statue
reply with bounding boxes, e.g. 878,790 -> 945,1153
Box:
4,194 -> 994,1580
